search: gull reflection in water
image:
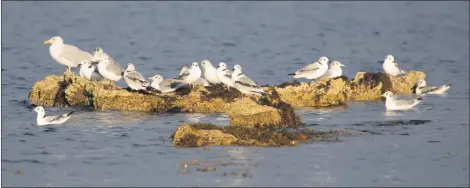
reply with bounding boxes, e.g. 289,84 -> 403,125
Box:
296,105 -> 347,122
94,111 -> 157,125
383,110 -> 404,118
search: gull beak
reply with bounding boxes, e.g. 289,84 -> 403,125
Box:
43,40 -> 51,45
340,64 -> 345,67
148,77 -> 153,80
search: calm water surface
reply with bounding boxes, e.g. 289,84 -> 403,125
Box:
1,1 -> 469,186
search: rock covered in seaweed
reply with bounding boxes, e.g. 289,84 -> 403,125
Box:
172,123 -> 350,147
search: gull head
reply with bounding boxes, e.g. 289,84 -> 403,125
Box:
191,62 -> 199,69
233,64 -> 242,74
149,74 -> 164,83
331,61 -> 345,68
33,106 -> 45,115
416,79 -> 427,87
93,47 -> 105,58
385,55 -> 394,62
381,91 -> 394,99
218,62 -> 227,69
318,56 -> 330,66
78,60 -> 92,68
126,63 -> 136,71
200,60 -> 212,69
44,36 -> 64,45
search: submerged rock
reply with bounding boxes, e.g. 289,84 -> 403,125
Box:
172,123 -> 348,147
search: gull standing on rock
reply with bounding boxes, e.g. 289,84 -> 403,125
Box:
232,64 -> 266,97
178,65 -> 209,86
414,79 -> 452,95
43,36 -> 93,72
177,62 -> 202,89
33,106 -> 74,126
216,62 -> 234,89
383,55 -> 406,76
149,74 -> 186,93
288,56 -> 330,81
319,61 -> 345,80
201,60 -> 221,85
382,91 -> 422,111
79,60 -> 103,81
92,48 -> 123,82
123,63 -> 150,91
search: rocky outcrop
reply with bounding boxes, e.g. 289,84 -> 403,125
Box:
29,72 -> 301,128
29,71 -> 425,147
271,76 -> 349,107
29,71 -> 425,111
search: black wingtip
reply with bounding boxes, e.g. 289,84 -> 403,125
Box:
417,97 -> 423,101
146,86 -> 156,91
67,111 -> 75,116
288,73 -> 295,76
121,72 -> 125,76
446,84 -> 452,87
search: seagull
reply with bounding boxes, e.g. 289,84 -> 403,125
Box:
288,56 -> 330,81
33,106 -> 74,126
178,65 -> 209,86
319,61 -> 345,80
200,60 -> 221,85
381,91 -> 422,110
383,55 -> 406,76
176,62 -> 202,89
149,74 -> 186,93
78,60 -> 103,81
414,79 -> 452,95
216,62 -> 234,89
231,64 -> 266,97
123,63 -> 150,91
92,48 -> 123,82
44,36 -> 93,72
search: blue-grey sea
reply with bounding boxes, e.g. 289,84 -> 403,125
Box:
1,1 -> 469,186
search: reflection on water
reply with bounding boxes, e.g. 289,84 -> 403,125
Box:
383,111 -> 404,117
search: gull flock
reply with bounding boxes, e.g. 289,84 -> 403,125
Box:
34,36 -> 453,126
